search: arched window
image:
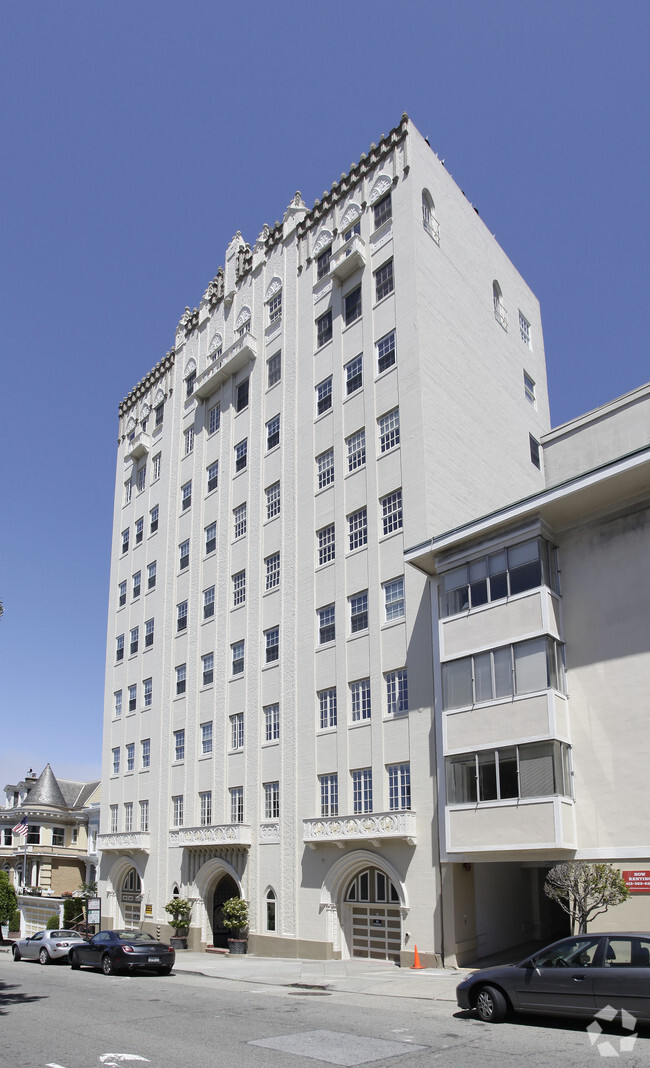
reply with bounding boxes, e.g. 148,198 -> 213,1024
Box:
235,307 -> 251,338
265,887 -> 276,932
422,189 -> 440,244
493,281 -> 507,330
345,867 -> 400,903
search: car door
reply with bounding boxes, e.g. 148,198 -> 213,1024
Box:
80,932 -> 108,966
25,932 -> 45,961
593,936 -> 650,1023
513,936 -> 601,1017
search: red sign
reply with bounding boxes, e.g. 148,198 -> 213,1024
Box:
622,870 -> 650,893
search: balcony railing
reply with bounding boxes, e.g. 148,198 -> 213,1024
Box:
169,824 -> 252,848
97,832 -> 151,852
126,431 -> 152,461
303,810 -> 416,847
194,333 -> 257,398
330,234 -> 366,282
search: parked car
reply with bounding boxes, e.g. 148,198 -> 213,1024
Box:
68,929 -> 175,976
456,932 -> 650,1024
12,929 -> 87,965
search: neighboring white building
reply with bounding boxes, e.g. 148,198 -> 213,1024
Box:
98,115 -> 550,963
406,382 -> 650,965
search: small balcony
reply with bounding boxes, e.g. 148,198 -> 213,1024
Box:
194,333 -> 257,398
126,431 -> 152,461
445,796 -> 576,857
303,810 -> 416,848
97,832 -> 151,853
330,235 -> 366,282
169,824 -> 252,848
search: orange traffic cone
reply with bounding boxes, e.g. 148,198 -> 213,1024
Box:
411,944 -> 424,969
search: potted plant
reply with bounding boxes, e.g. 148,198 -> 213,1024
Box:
221,897 -> 249,954
164,897 -> 192,949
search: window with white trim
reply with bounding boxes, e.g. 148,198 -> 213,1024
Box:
114,690 -> 122,717
317,524 -> 335,566
203,585 -> 215,619
264,703 -> 280,742
144,617 -> 154,648
141,738 -> 150,769
376,330 -> 396,374
135,517 -> 144,544
177,600 -> 188,632
388,763 -> 411,810
530,434 -> 541,469
378,408 -> 400,453
139,799 -> 149,831
349,591 -> 368,634
174,730 -> 185,761
375,259 -> 394,301
385,669 -> 408,715
524,371 -> 536,406
130,626 -> 139,655
447,741 -> 573,804
383,576 -> 405,621
179,540 -> 190,570
186,371 -> 196,398
441,537 -> 559,617
205,522 -> 216,555
265,552 -> 280,590
118,580 -> 126,608
519,311 -> 531,347
116,634 -> 124,662
316,246 -> 332,280
267,350 -> 281,387
345,355 -> 363,395
230,786 -> 244,823
184,427 -> 194,455
235,439 -> 247,473
233,570 -> 245,606
317,449 -> 334,490
132,572 -> 141,599
202,652 -> 214,686
155,402 -> 164,427
149,504 -> 158,533
208,402 -> 221,435
233,504 -> 247,539
147,561 -> 156,590
373,191 -> 392,228
316,376 -> 332,416
266,414 -> 280,451
442,636 -> 567,710
112,748 -> 120,775
318,604 -> 335,645
318,688 -> 337,729
320,773 -> 338,816
266,482 -> 280,520
348,507 -> 368,550
352,768 -> 372,813
207,461 -> 218,493
346,428 -> 365,471
268,291 -> 282,323
201,722 -> 213,755
121,529 -> 129,554
235,379 -> 249,413
126,744 -> 135,773
128,683 -> 137,712
351,678 -> 371,721
264,781 -> 280,820
344,286 -> 362,326
232,640 -> 245,676
265,626 -> 279,664
380,490 -> 402,535
317,309 -> 332,347
200,791 -> 212,826
110,805 -> 118,832
493,281 -> 507,329
152,453 -> 161,481
136,465 -> 146,493
143,677 -> 152,708
124,479 -> 132,505
175,663 -> 186,696
172,795 -> 184,827
230,713 -> 244,750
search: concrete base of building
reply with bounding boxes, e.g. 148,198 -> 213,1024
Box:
247,934 -> 340,959
399,948 -> 443,969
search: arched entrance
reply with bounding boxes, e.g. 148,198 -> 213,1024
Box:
344,866 -> 402,963
212,874 -> 239,948
121,868 -> 142,927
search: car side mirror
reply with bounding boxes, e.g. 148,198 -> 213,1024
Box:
527,957 -> 538,968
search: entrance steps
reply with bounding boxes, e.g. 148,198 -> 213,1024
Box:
205,946 -> 230,955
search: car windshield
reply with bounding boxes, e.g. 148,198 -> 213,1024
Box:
50,931 -> 82,938
532,937 -> 600,968
115,930 -> 159,943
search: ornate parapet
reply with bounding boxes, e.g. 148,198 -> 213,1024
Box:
169,824 -> 252,848
303,811 -> 416,848
98,832 -> 150,853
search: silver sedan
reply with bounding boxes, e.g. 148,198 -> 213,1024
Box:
12,929 -> 87,965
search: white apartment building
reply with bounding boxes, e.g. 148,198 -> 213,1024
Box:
406,382 -> 650,965
98,115 -> 550,963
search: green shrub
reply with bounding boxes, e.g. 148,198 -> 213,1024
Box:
63,897 -> 84,928
221,897 -> 249,936
46,914 -> 59,929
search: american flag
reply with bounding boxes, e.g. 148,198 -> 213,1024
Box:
12,819 -> 28,836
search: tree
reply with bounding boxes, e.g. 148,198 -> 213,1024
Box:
221,897 -> 249,938
0,871 -> 18,940
544,862 -> 630,934
164,898 -> 192,933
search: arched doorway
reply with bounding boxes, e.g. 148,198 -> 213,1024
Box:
211,874 -> 239,948
121,868 -> 142,927
344,866 -> 402,963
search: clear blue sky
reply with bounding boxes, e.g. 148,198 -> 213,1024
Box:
1,0 -> 648,790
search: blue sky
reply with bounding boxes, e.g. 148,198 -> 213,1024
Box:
1,0 -> 648,790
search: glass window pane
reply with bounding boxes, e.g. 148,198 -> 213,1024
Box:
442,658 -> 473,710
447,755 -> 476,804
519,741 -> 555,797
514,638 -> 547,694
493,646 -> 513,698
497,748 -> 518,798
477,751 -> 497,801
473,652 -> 493,703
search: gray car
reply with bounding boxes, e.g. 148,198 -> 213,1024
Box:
12,929 -> 87,965
456,932 -> 650,1023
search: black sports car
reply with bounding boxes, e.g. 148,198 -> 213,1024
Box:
68,929 -> 175,976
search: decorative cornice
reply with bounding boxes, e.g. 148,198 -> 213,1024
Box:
118,350 -> 176,418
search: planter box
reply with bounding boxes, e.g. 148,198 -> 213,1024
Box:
170,936 -> 188,950
227,939 -> 247,955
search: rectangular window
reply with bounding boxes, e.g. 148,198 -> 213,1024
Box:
112,748 -> 120,775
175,663 -> 186,696
343,220 -> 361,241
388,763 -> 411,811
317,309 -> 332,348
124,802 -> 134,832
232,640 -> 245,675
186,371 -> 196,398
316,376 -> 332,416
155,402 -> 164,427
208,402 -> 221,435
203,585 -> 215,619
184,427 -> 194,456
235,439 -> 248,472
200,791 -> 212,826
346,428 -> 366,471
135,517 -> 144,544
116,634 -> 124,662
126,744 -> 135,773
530,434 -> 541,469
265,626 -> 279,664
207,461 -> 219,493
318,604 -> 335,645
233,570 -> 246,606
265,552 -> 280,590
177,600 -> 188,632
317,523 -> 336,566
524,371 -> 536,406
373,192 -> 392,229
144,617 -> 154,648
440,537 -> 559,617
351,678 -> 371,721
446,741 -> 573,804
352,769 -> 373,814
179,540 -> 190,570
205,522 -> 216,555
118,580 -> 126,607
519,311 -> 531,347
376,330 -> 396,374
378,409 -> 400,453
114,690 -> 122,717
344,285 -> 362,326
150,505 -> 159,533
375,259 -> 394,302
236,378 -> 249,412
128,683 -> 137,712
233,503 -> 247,539
147,561 -> 156,590
136,466 -> 146,493
121,529 -> 129,554
110,805 -> 118,833
181,480 -> 192,511
264,703 -> 280,742
349,591 -> 368,634
381,490 -> 403,535
124,480 -> 132,505
152,454 -> 161,481
319,688 -> 337,729
141,738 -> 150,769
266,413 -> 280,451
266,482 -> 281,519
385,669 -> 408,715
268,291 -> 282,323
143,677 -> 152,708
201,722 -> 213,755
320,773 -> 338,816
383,577 -> 405,621
267,351 -> 281,387
140,799 -> 149,831
201,652 -> 213,686
130,626 -> 139,655
442,636 -> 567,710
52,826 -> 65,846
316,246 -> 332,280
317,449 -> 334,490
174,729 -> 185,761
346,358 -> 363,400
172,795 -> 184,827
348,507 -> 368,551
230,787 -> 244,824
264,781 -> 280,820
230,712 -> 244,750
132,572 -> 141,599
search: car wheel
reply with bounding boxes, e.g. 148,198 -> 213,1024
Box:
475,984 -> 508,1023
39,948 -> 51,965
157,966 -> 173,975
69,950 -> 81,970
12,945 -> 21,962
101,954 -> 115,976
